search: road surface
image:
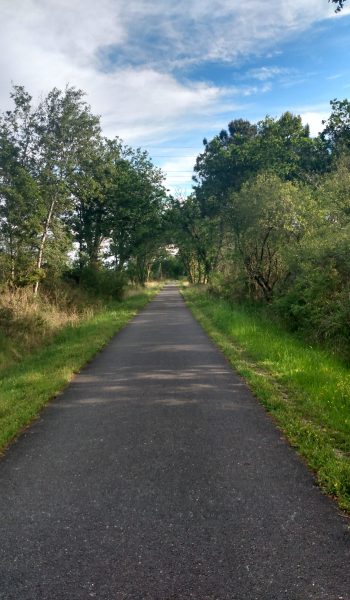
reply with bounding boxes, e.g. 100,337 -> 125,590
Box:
0,285 -> 349,599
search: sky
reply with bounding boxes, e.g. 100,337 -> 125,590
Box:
1,0 -> 350,194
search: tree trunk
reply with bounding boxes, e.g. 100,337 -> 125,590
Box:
9,229 -> 15,284
34,197 -> 56,296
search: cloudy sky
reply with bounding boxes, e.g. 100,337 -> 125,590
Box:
1,1 -> 350,193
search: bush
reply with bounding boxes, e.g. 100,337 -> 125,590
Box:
65,267 -> 127,301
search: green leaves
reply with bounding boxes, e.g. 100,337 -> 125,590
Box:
0,85 -> 167,290
227,173 -> 314,300
322,99 -> 350,155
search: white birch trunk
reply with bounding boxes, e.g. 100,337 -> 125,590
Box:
34,197 -> 56,296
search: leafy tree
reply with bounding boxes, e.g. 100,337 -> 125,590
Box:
0,84 -> 167,296
69,138 -> 122,271
33,86 -> 101,293
254,112 -> 325,181
0,85 -> 101,291
193,119 -> 258,203
275,157 -> 350,346
227,173 -> 314,301
0,87 -> 43,285
108,146 -> 166,284
322,99 -> 350,156
168,194 -> 223,283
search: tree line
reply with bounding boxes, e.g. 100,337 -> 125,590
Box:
0,86 -> 167,297
2,84 -> 350,352
168,100 -> 350,351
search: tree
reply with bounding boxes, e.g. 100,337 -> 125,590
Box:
0,87 -> 44,285
254,112 -> 325,181
107,146 -> 166,284
0,84 -> 168,295
275,157 -> 350,344
168,194 -> 223,284
227,173 -> 314,301
0,85 -> 102,292
193,119 -> 259,202
322,99 -> 350,156
33,86 -> 101,293
69,138 -> 122,271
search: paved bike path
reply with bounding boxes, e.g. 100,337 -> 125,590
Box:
0,285 -> 349,599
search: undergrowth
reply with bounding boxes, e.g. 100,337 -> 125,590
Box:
0,285 -> 92,372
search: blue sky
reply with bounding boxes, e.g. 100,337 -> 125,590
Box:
1,0 -> 350,194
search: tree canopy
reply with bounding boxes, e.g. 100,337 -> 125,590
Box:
0,85 -> 168,292
168,95 -> 350,350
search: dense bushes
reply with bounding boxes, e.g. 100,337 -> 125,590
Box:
65,267 -> 126,301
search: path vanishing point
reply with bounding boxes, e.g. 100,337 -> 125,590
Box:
0,285 -> 349,600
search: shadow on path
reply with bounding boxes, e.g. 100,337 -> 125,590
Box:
0,285 -> 349,600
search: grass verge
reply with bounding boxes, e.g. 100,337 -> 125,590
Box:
0,287 -> 160,453
181,285 -> 350,513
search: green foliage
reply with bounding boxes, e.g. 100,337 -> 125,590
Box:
176,101 -> 350,353
0,85 -> 167,294
151,252 -> 185,280
227,173 -> 314,300
167,194 -> 224,283
273,157 -> 350,351
322,98 -> 350,155
78,266 -> 126,300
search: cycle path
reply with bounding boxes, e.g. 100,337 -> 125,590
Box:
0,285 -> 349,599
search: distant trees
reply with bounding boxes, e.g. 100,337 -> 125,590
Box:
0,85 -> 167,295
172,97 -> 350,351
2,81 -> 350,350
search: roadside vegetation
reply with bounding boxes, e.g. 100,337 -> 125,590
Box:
0,285 -> 160,453
0,85 -> 169,450
182,286 -> 350,512
169,98 -> 350,512
1,83 -> 350,505
168,106 -> 350,359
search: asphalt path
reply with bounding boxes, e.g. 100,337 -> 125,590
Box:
0,285 -> 349,600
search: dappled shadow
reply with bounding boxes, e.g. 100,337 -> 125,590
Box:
48,286 -> 255,415
53,363 -> 249,412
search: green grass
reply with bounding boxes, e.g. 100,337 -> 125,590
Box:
0,288 -> 160,453
181,285 -> 350,513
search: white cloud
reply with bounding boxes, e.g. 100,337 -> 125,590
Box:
0,2 -> 234,146
248,67 -> 292,81
0,0 -> 346,151
299,110 -> 330,137
160,154 -> 198,194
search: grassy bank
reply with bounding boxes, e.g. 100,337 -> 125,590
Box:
182,285 -> 350,513
0,286 -> 160,453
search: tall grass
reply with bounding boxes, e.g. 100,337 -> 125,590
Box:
0,285 -> 94,372
182,286 -> 350,512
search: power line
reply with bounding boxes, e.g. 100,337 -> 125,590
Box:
145,146 -> 200,148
